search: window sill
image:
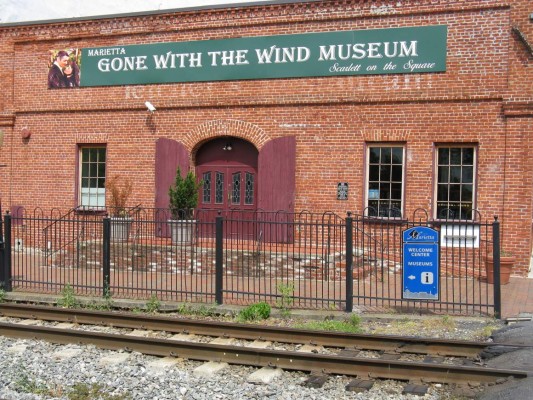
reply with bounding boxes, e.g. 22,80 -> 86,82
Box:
74,206 -> 107,216
362,216 -> 407,225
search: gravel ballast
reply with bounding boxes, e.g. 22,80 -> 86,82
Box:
0,312 -> 507,400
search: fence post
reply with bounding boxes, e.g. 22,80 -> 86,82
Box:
215,214 -> 224,305
102,216 -> 111,297
2,212 -> 12,292
345,212 -> 354,312
492,216 -> 501,319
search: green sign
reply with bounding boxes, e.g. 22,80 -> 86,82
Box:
80,25 -> 447,87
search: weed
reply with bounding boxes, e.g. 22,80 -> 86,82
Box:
145,294 -> 160,313
196,303 -> 217,317
0,287 -> 5,303
422,315 -> 456,332
276,282 -> 295,318
14,373 -> 47,394
86,286 -> 114,311
102,285 -> 114,310
238,302 -> 271,322
68,382 -> 131,400
296,315 -> 363,334
57,283 -> 79,308
175,302 -> 218,317
176,303 -> 193,314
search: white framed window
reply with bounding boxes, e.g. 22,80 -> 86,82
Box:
365,145 -> 405,218
435,146 -> 476,220
79,146 -> 106,209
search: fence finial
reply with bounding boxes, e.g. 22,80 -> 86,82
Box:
494,215 -> 498,222
347,211 -> 352,217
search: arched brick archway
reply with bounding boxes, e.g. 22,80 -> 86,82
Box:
185,119 -> 270,160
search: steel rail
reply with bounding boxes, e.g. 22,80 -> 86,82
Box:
0,303 -> 521,358
0,321 -> 528,385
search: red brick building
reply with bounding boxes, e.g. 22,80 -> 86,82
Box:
0,1 -> 532,274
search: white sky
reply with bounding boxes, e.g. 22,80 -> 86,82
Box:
0,0 -> 271,24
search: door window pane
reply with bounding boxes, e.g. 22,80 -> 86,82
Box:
245,172 -> 254,205
202,172 -> 211,204
215,172 -> 224,204
232,172 -> 241,205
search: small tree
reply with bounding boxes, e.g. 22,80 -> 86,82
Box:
169,167 -> 201,220
107,175 -> 132,217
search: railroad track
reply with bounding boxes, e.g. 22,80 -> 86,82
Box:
0,303 -> 529,393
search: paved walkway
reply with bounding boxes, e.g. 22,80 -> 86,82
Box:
501,277 -> 533,318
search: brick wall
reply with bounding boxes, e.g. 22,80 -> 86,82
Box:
0,0 -> 532,274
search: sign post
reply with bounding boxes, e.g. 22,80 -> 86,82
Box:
402,226 -> 440,300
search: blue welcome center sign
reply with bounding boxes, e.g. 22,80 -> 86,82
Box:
402,226 -> 440,300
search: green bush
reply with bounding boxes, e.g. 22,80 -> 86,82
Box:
238,302 -> 271,322
168,167 -> 201,220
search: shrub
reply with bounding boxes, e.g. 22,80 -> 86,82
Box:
168,167 -> 201,220
238,302 -> 271,322
107,175 -> 132,217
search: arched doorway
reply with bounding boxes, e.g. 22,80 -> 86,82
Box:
196,137 -> 258,212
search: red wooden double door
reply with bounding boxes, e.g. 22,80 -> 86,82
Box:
196,137 -> 258,213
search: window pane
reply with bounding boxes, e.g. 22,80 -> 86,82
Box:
379,165 -> 391,181
381,147 -> 391,164
245,173 -> 254,205
215,172 -> 224,204
81,163 -> 89,178
90,163 -> 97,179
392,147 -> 403,164
462,148 -> 474,165
369,147 -> 380,163
390,183 -> 402,200
462,166 -> 473,183
450,148 -> 462,165
89,148 -> 98,162
369,165 -> 379,181
379,182 -> 390,199
460,204 -> 472,219
438,148 -> 449,165
449,185 -> 461,201
462,184 -> 473,202
391,165 -> 402,182
203,172 -> 211,204
438,166 -> 449,183
232,173 -> 241,204
450,166 -> 461,183
98,162 -> 105,178
437,185 -> 448,201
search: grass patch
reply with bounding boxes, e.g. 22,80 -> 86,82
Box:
68,383 -> 131,400
296,314 -> 362,334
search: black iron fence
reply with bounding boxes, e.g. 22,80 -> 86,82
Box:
0,207 -> 502,317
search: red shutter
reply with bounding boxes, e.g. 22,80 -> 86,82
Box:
258,136 -> 296,243
155,138 -> 189,237
258,136 -> 296,212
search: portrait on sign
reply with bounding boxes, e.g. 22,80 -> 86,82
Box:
48,49 -> 81,89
